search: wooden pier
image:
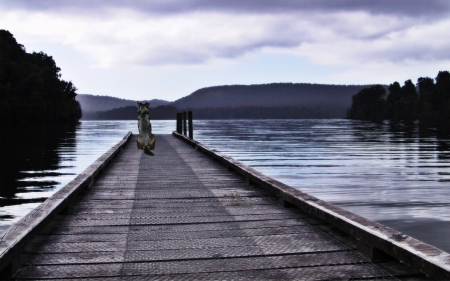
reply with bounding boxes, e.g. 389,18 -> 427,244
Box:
1,133 -> 449,280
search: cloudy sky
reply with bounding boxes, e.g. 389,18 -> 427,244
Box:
1,0 -> 450,101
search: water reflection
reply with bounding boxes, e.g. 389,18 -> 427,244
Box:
0,123 -> 77,197
1,119 -> 449,253
0,123 -> 77,228
193,119 -> 450,252
0,120 -> 174,233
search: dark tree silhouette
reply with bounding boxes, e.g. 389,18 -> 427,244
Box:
82,105 -> 344,120
387,82 -> 402,105
348,71 -> 450,121
400,79 -> 419,119
435,71 -> 450,119
386,81 -> 401,119
0,30 -> 81,123
346,85 -> 386,120
417,77 -> 436,119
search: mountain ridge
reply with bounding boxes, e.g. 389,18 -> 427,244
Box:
171,83 -> 371,109
76,94 -> 169,113
79,83 -> 381,119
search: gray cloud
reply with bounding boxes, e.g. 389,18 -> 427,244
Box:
2,0 -> 449,69
2,0 -> 449,99
3,0 -> 450,18
366,43 -> 450,63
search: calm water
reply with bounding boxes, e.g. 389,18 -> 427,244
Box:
0,120 -> 174,233
1,119 -> 449,253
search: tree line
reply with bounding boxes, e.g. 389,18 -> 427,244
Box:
347,71 -> 450,120
173,83 -> 367,110
82,105 -> 178,120
183,106 -> 344,119
82,105 -> 347,120
0,30 -> 82,123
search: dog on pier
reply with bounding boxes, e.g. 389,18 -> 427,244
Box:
137,102 -> 156,155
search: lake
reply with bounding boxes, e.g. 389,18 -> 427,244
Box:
1,119 -> 449,253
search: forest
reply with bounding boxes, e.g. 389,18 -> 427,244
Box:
81,104 -> 344,120
76,94 -> 169,113
172,83 -> 368,110
347,71 -> 450,120
0,30 -> 81,123
81,83 -> 371,120
82,105 -> 178,120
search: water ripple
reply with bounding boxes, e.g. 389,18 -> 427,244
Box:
193,119 -> 450,252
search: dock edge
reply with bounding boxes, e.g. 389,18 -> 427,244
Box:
173,131 -> 450,280
0,131 -> 132,277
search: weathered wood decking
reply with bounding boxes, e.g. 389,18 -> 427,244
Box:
2,134 -> 445,280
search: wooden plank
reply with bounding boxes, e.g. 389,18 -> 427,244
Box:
0,132 -> 132,278
8,135 -> 415,280
40,218 -> 309,235
174,131 -> 450,280
29,225 -> 321,245
16,254 -> 386,279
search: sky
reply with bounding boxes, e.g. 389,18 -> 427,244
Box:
1,0 -> 450,101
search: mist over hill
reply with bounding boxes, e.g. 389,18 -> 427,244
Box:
76,94 -> 169,113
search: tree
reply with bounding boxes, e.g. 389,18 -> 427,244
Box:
417,77 -> 436,119
435,71 -> 450,119
346,85 -> 386,120
386,82 -> 401,119
0,30 -> 82,123
348,70 -> 450,121
385,80 -> 418,120
387,82 -> 402,105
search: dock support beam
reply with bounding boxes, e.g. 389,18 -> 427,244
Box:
188,111 -> 193,139
356,239 -> 397,262
183,112 -> 187,136
176,113 -> 182,134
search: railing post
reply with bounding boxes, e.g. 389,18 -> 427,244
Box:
188,111 -> 193,139
176,113 -> 181,133
183,112 -> 187,136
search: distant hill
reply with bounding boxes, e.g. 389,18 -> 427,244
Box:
81,105 -> 340,120
172,83 -> 370,110
81,83 -> 379,120
76,94 -> 169,113
82,105 -> 177,120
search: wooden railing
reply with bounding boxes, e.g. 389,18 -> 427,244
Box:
0,132 -> 132,278
173,130 -> 450,280
176,111 -> 193,139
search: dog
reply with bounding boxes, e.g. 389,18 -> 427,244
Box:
137,102 -> 156,155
